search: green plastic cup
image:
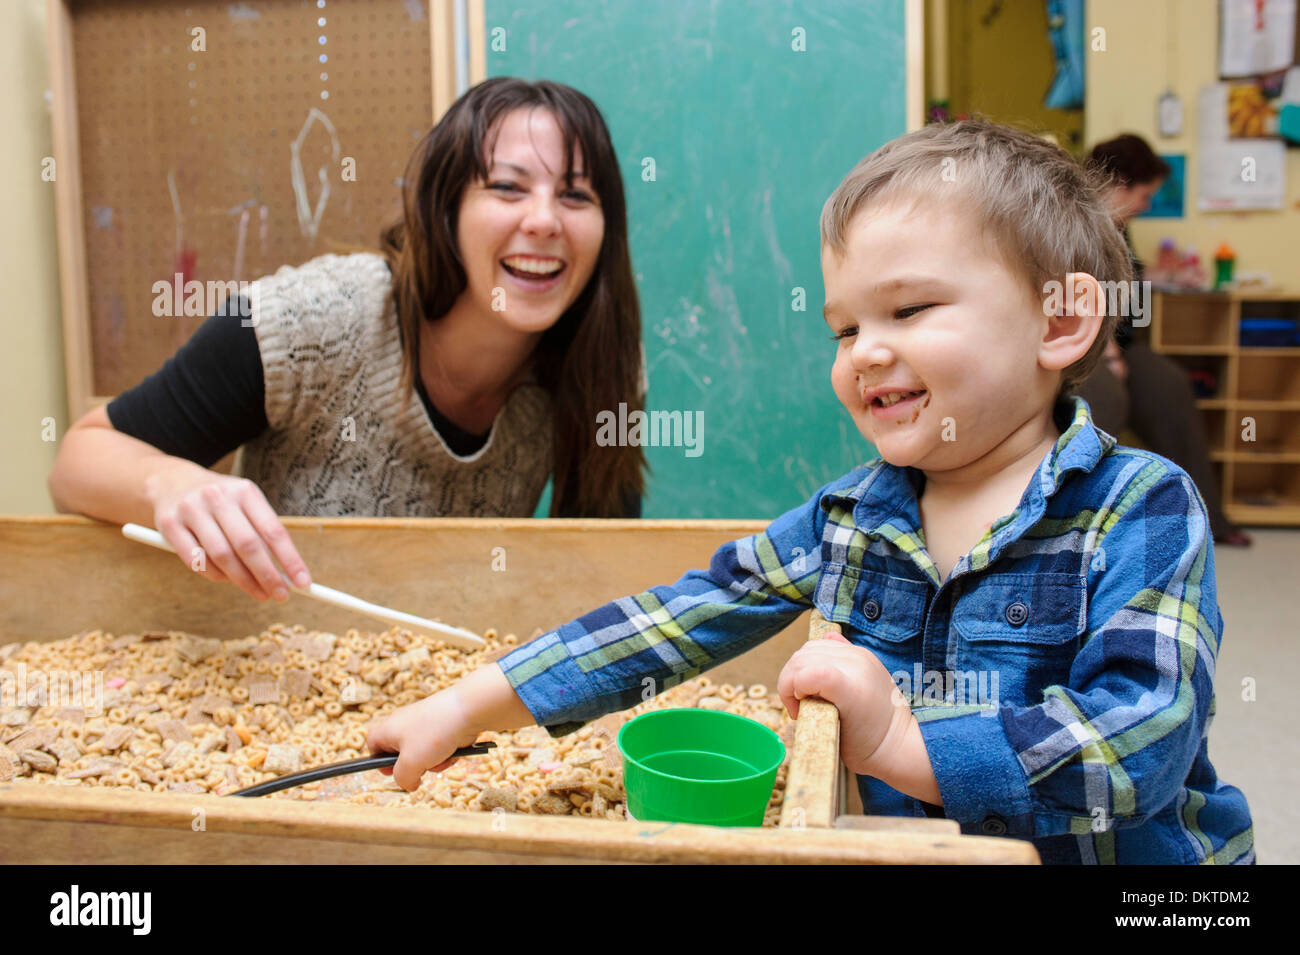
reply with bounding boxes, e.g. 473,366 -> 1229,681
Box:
617,708 -> 785,827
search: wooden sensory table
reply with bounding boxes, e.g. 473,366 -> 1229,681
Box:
0,516 -> 1039,864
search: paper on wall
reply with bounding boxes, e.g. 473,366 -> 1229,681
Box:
1199,83 -> 1232,141
1197,140 -> 1286,210
1219,0 -> 1297,78
1197,84 -> 1287,210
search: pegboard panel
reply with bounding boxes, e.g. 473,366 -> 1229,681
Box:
65,0 -> 433,398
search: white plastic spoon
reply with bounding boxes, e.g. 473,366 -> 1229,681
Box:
121,522 -> 485,651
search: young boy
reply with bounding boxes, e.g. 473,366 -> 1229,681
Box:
368,120 -> 1254,865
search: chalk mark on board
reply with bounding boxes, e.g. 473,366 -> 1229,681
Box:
289,108 -> 341,242
166,169 -> 184,258
760,187 -> 794,342
233,208 -> 250,281
646,348 -> 708,396
225,199 -> 259,280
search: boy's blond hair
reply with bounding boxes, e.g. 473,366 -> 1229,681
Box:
820,119 -> 1133,393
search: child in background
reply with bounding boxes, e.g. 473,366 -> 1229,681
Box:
368,120 -> 1254,865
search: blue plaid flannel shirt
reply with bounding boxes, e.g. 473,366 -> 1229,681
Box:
497,395 -> 1255,864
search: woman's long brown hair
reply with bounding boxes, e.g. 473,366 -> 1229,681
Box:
378,78 -> 646,518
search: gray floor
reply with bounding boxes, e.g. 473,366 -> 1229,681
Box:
1206,528 -> 1299,864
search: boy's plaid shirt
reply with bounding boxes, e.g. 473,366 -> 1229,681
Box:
498,395 -> 1254,864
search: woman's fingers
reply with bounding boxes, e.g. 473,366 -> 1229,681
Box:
152,475 -> 303,601
156,514 -> 228,585
184,506 -> 272,601
209,492 -> 290,601
239,482 -> 311,590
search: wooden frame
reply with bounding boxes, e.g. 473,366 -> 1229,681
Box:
0,516 -> 1038,864
906,0 -> 925,131
47,0 -> 95,421
430,0 -> 461,122
779,611 -> 843,829
1150,289 -> 1300,526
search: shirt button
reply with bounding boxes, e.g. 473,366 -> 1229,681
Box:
981,815 -> 1008,836
1005,601 -> 1029,627
862,599 -> 882,621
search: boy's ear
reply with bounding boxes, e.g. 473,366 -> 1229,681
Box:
1039,272 -> 1104,373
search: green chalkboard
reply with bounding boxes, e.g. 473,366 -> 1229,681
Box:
487,0 -> 907,518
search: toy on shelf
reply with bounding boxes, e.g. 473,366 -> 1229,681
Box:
1145,238 -> 1211,291
1146,238 -> 1182,288
1177,247 -> 1209,291
1186,368 -> 1219,399
1148,237 -> 1269,293
1213,242 -> 1237,289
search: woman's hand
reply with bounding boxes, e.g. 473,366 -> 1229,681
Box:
777,633 -> 911,778
366,689 -> 480,792
147,465 -> 311,602
46,404 -> 309,602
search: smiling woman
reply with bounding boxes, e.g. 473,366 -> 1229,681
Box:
47,78 -> 648,603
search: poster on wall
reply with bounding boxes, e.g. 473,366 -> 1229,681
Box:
1138,154 -> 1186,218
1219,0 -> 1295,77
1218,0 -> 1300,143
1224,67 -> 1300,139
1196,84 -> 1289,210
1197,140 -> 1286,209
1197,85 -> 1287,209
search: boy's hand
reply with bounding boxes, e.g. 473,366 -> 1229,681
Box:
366,688 -> 479,792
366,664 -> 537,793
777,633 -> 913,779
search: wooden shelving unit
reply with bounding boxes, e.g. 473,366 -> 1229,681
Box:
1151,290 -> 1300,527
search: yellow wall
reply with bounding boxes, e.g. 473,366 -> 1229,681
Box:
926,0 -> 948,105
941,0 -> 1086,150
1087,0 -> 1300,292
1,0 -> 65,513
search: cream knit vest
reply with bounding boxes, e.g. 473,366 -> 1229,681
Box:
237,253 -> 553,517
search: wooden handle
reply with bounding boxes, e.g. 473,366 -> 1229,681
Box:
778,610 -> 843,829
121,523 -> 484,650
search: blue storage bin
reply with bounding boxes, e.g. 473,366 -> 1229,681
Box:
1240,318 -> 1297,347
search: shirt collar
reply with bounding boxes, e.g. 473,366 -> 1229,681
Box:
821,394 -> 1115,545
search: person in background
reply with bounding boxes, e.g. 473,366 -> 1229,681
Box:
1079,133 -> 1251,546
48,78 -> 649,600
